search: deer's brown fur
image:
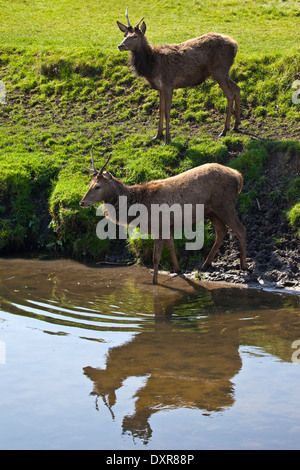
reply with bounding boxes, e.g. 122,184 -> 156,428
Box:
80,159 -> 247,284
117,12 -> 240,143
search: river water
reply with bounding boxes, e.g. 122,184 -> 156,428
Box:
0,257 -> 299,450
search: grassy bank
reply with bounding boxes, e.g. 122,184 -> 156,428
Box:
0,0 -> 299,270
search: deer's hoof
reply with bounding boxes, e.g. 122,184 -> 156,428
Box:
152,134 -> 163,142
200,262 -> 210,271
163,137 -> 171,146
172,267 -> 182,275
218,129 -> 228,138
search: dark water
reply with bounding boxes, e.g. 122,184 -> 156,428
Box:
0,257 -> 300,450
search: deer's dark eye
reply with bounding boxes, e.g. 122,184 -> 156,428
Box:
94,183 -> 101,190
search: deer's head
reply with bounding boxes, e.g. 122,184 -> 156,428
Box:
117,8 -> 146,52
79,150 -> 115,208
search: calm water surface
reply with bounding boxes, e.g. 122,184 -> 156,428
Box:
0,257 -> 299,450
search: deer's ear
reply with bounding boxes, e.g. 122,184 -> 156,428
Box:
103,171 -> 113,180
84,167 -> 97,175
140,21 -> 146,35
117,21 -> 128,33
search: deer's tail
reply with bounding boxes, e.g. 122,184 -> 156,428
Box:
237,172 -> 243,194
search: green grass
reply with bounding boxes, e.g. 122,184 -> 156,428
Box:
287,203 -> 300,238
0,0 -> 299,56
0,0 -> 299,263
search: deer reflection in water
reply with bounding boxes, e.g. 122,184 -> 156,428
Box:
83,279 -> 242,444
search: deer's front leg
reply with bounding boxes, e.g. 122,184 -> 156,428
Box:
152,239 -> 165,284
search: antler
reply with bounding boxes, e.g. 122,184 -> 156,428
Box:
91,146 -> 97,172
126,7 -> 143,29
85,148 -> 111,175
99,154 -> 112,175
136,17 -> 144,28
125,7 -> 131,27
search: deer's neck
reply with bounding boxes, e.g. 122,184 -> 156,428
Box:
103,183 -> 150,226
131,43 -> 155,79
102,181 -> 135,226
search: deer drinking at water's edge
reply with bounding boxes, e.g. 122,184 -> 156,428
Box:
79,150 -> 247,284
117,8 -> 241,144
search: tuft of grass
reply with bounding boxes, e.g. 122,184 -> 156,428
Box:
184,136 -> 228,168
286,177 -> 300,237
238,190 -> 258,214
287,203 -> 300,238
287,177 -> 300,204
0,152 -> 62,251
229,141 -> 268,182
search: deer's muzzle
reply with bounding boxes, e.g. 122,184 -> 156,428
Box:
79,200 -> 90,208
118,43 -> 128,51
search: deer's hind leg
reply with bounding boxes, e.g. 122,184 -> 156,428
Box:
153,90 -> 165,141
214,72 -> 239,137
227,215 -> 247,270
165,236 -> 180,274
213,206 -> 247,270
202,213 -> 228,270
229,77 -> 241,131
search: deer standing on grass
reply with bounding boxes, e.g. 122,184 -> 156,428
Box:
79,150 -> 247,284
117,8 -> 241,144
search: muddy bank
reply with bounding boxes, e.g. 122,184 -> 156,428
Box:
193,238 -> 300,292
190,151 -> 300,291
